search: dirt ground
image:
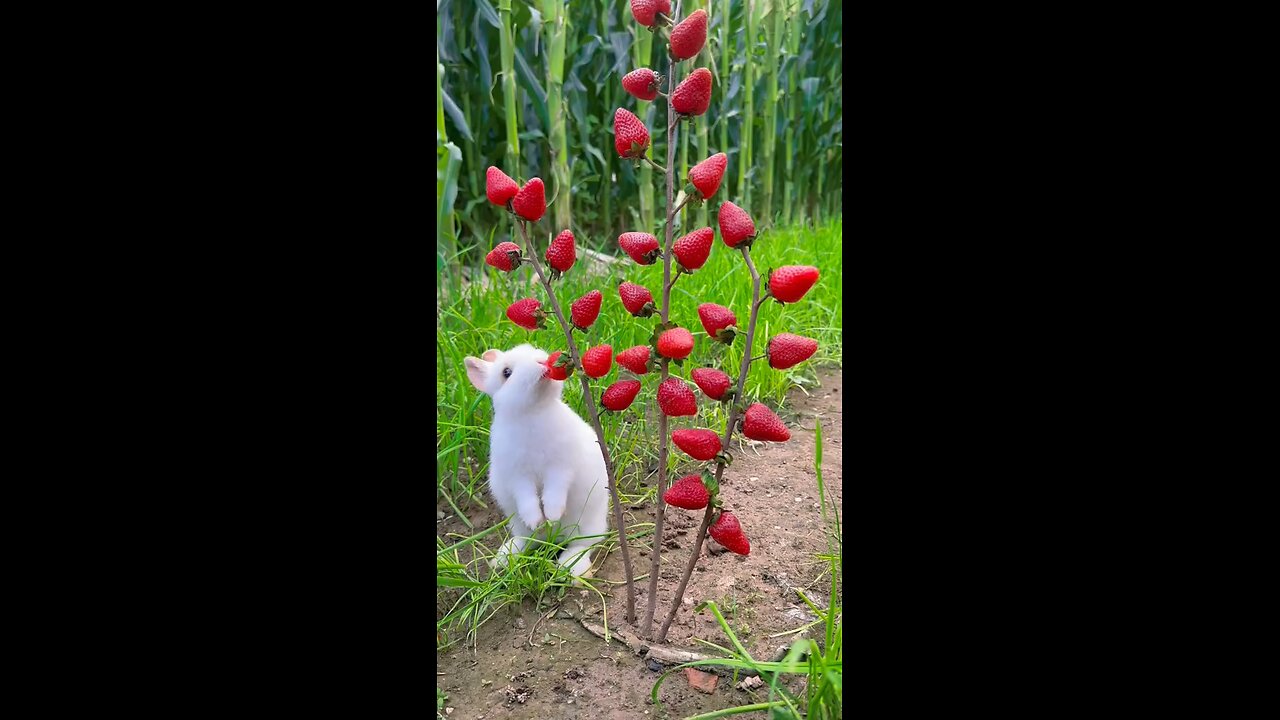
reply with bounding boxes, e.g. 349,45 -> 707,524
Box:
436,369 -> 843,719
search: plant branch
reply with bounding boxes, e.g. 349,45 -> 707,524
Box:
642,29 -> 681,639
665,271 -> 683,294
515,218 -> 637,624
643,156 -> 667,174
657,244 -> 763,643
668,193 -> 692,221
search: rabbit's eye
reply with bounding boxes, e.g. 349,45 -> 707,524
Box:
502,367 -> 512,379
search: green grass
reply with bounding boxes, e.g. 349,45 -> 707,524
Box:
436,218 -> 842,515
438,519 -> 600,650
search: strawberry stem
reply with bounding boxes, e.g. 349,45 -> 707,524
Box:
657,243 -> 764,643
664,271 -> 683,295
513,218 -> 638,625
642,27 -> 683,640
642,156 -> 667,174
668,193 -> 692,221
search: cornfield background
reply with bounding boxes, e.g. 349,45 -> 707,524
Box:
436,0 -> 843,273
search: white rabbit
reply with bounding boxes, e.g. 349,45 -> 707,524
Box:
464,344 -> 609,580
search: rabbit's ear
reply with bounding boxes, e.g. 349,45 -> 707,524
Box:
481,349 -> 501,362
465,356 -> 491,392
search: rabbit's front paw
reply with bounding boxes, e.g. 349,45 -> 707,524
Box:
542,497 -> 565,523
518,507 -> 545,530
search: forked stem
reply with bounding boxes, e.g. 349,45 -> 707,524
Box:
515,218 -> 637,624
656,245 -> 763,643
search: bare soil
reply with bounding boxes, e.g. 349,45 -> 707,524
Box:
437,369 -> 842,719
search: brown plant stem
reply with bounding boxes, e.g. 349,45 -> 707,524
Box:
656,244 -> 763,643
664,271 -> 683,295
642,19 -> 682,638
668,194 -> 692,221
515,218 -> 637,624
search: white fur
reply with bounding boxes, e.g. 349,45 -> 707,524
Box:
465,344 -> 609,580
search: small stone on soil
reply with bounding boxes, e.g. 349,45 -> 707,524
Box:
647,658 -> 663,672
736,676 -> 765,691
436,510 -> 445,521
515,617 -> 527,629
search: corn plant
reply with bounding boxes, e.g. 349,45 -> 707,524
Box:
435,0 -> 841,260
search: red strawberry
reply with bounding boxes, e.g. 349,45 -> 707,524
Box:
656,0 -> 670,15
718,201 -> 756,247
768,266 -> 820,304
486,166 -> 519,206
709,510 -> 750,555
570,290 -> 602,331
669,9 -> 708,60
657,377 -> 697,416
657,327 -> 694,360
619,231 -> 660,265
622,68 -> 661,101
614,108 -> 651,158
619,281 -> 657,317
543,350 -> 571,380
582,345 -> 613,378
663,475 -> 710,510
742,403 -> 790,442
546,230 -> 577,277
601,379 -> 642,411
506,298 -> 544,330
512,178 -> 546,222
688,153 -> 727,200
671,429 -> 722,461
691,367 -> 732,400
485,241 -> 521,272
671,68 -> 712,117
697,303 -> 737,343
615,345 -> 652,375
630,0 -> 657,27
673,228 -> 714,272
766,333 -> 818,369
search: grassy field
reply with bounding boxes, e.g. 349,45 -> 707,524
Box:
436,218 -> 842,522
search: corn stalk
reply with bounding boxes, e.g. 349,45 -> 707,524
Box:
782,1 -> 799,225
544,0 -> 571,230
719,0 -> 731,198
760,0 -> 782,222
499,0 -> 520,172
738,0 -> 756,210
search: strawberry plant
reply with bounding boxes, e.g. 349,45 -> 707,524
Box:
476,1 -> 823,644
